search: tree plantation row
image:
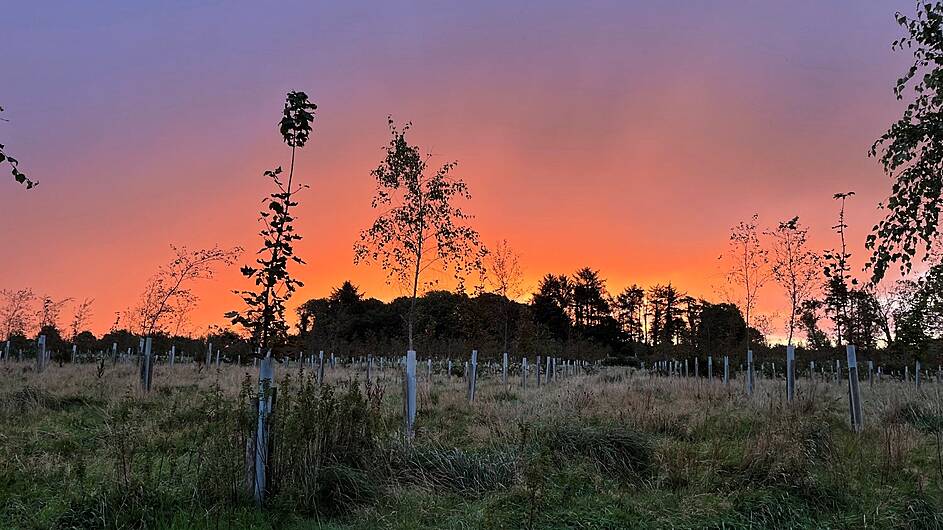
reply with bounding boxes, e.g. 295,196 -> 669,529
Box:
9,331 -> 943,386
13,331 -> 934,434
3,251 -> 943,374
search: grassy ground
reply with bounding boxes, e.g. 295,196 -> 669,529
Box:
1,359 -> 942,529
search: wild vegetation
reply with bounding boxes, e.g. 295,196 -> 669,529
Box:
7,2 -> 943,528
1,359 -> 942,529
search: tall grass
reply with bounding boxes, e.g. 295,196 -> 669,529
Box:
0,360 -> 941,528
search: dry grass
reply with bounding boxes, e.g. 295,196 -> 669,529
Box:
1,358 -> 942,528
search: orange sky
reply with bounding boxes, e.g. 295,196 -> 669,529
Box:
0,1 -> 916,339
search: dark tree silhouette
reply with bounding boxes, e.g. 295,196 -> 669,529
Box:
613,285 -> 645,343
228,91 -> 317,354
69,298 -> 94,342
38,295 -> 72,331
572,267 -> 610,328
647,283 -> 685,350
532,274 -> 572,342
800,299 -> 832,351
893,259 -> 943,350
694,302 -> 748,356
824,192 -> 856,346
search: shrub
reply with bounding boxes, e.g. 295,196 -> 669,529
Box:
263,375 -> 387,514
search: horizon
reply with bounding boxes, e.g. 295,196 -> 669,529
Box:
1,1 -> 917,340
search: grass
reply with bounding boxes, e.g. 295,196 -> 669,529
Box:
0,359 -> 942,529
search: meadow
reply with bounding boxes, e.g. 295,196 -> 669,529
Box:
1,357 -> 942,529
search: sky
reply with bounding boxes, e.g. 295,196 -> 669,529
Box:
0,1 -> 919,338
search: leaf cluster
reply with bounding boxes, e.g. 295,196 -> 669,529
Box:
868,2 -> 943,281
0,106 -> 36,189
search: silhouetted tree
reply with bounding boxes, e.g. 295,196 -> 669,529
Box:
38,295 -> 71,331
487,239 -> 524,353
695,302 -> 748,356
354,118 -> 486,351
298,282 -> 403,356
206,326 -> 253,363
531,274 -> 572,342
327,282 -> 367,353
572,267 -> 610,329
824,192 -> 856,345
229,91 -> 316,354
871,285 -> 898,347
0,288 -> 36,340
130,246 -> 239,337
800,299 -> 831,350
68,298 -> 94,342
297,298 -> 329,337
613,285 -> 645,343
647,283 -> 684,351
37,324 -> 65,361
845,288 -> 883,351
768,217 -> 821,347
893,260 -> 943,350
73,330 -> 97,352
5,332 -> 29,354
99,329 -> 138,356
678,295 -> 702,348
724,214 -> 770,353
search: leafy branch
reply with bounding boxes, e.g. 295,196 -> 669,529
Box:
227,92 -> 317,354
0,106 -> 36,189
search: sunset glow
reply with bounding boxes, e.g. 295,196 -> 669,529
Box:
1,1 -> 912,337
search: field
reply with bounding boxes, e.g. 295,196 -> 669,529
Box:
1,358 -> 943,529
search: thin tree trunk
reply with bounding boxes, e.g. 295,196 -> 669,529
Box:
408,260 -> 419,351
408,194 -> 424,352
787,301 -> 796,348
